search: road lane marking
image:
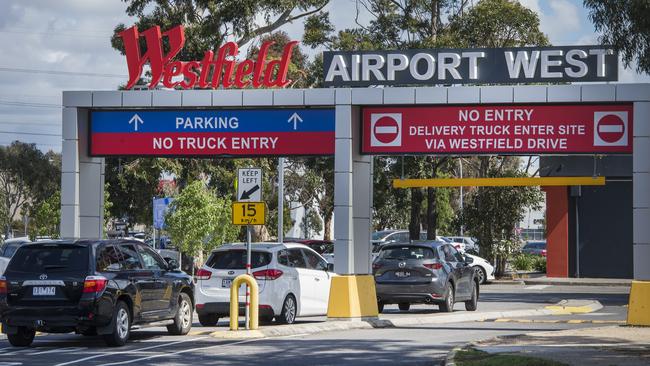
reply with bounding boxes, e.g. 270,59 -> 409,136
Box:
524,285 -> 549,290
96,333 -> 304,366
53,336 -> 209,366
32,347 -> 87,355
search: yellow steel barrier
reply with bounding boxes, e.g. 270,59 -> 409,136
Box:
229,274 -> 259,330
393,176 -> 606,188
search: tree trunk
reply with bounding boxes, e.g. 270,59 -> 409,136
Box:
323,210 -> 333,241
426,187 -> 437,239
409,188 -> 423,240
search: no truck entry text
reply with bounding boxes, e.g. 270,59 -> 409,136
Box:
153,136 -> 278,150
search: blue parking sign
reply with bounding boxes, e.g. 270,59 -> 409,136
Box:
153,197 -> 174,229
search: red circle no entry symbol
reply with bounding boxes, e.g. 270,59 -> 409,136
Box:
597,114 -> 625,143
373,116 -> 400,144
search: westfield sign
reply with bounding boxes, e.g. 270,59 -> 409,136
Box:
119,25 -> 298,90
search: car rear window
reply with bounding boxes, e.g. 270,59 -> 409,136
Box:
206,250 -> 272,269
379,246 -> 437,260
5,245 -> 89,273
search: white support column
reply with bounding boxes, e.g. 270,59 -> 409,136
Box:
333,103 -> 354,274
61,107 -> 80,238
633,102 -> 650,280
60,107 -> 104,239
351,106 -> 373,274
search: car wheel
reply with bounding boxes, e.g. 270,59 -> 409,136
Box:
465,281 -> 478,311
439,283 -> 455,313
198,314 -> 219,327
167,293 -> 193,335
7,327 -> 35,347
377,302 -> 384,313
276,295 -> 297,324
103,301 -> 130,347
475,266 -> 487,284
398,302 -> 410,311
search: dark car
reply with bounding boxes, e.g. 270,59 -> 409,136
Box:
522,241 -> 547,257
0,240 -> 194,347
0,238 -> 32,258
373,241 -> 479,313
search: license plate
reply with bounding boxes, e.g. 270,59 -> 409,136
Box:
33,286 -> 56,296
222,279 -> 233,288
395,271 -> 411,278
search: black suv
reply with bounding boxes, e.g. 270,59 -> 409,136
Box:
0,240 -> 195,347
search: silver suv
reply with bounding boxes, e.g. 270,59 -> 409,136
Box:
373,241 -> 479,313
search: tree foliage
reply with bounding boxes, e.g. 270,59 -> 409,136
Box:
30,191 -> 60,240
165,180 -> 239,261
0,142 -> 60,236
585,0 -> 650,74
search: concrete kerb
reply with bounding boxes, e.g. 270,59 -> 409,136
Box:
523,277 -> 632,287
204,300 -> 603,340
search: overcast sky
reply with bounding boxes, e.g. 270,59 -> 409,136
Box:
0,0 -> 648,153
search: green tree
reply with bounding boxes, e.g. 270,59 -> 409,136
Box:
29,191 -> 61,240
165,180 -> 239,273
584,0 -> 650,74
0,142 -> 60,236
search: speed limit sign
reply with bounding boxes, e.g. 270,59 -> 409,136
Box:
232,202 -> 266,225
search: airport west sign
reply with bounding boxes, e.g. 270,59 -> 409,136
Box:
324,46 -> 618,86
89,109 -> 335,156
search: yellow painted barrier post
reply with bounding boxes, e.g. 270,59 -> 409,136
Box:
627,280 -> 650,326
229,274 -> 259,331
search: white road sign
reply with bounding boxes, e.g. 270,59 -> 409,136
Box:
237,168 -> 262,202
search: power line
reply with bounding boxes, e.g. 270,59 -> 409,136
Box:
0,121 -> 60,127
0,67 -> 126,78
0,30 -> 108,39
0,131 -> 61,137
0,101 -> 61,109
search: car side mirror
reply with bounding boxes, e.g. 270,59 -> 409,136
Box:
165,258 -> 180,271
326,263 -> 334,272
464,255 -> 474,264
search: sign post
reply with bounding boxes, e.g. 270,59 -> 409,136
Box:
233,168 -> 264,330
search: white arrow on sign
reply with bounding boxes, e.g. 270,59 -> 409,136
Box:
288,112 -> 303,130
129,114 -> 144,131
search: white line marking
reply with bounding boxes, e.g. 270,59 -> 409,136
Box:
599,125 -> 623,133
525,285 -> 549,290
53,337 -> 208,366
32,347 -> 86,355
96,333 -> 301,366
375,126 -> 397,134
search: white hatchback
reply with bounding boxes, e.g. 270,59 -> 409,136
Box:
194,242 -> 334,325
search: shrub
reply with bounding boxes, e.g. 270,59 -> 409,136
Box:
511,254 -> 535,271
533,256 -> 547,272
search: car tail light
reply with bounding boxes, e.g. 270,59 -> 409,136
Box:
542,249 -> 547,257
252,269 -> 283,280
372,262 -> 382,271
454,244 -> 461,250
196,304 -> 205,310
0,277 -> 6,294
424,262 -> 443,270
83,276 -> 108,293
195,269 -> 212,280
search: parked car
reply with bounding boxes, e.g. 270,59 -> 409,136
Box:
0,238 -> 32,275
195,242 -> 334,325
465,253 -> 495,284
0,239 -> 194,347
373,241 -> 479,313
522,241 -> 547,257
446,236 -> 479,252
371,230 -> 411,246
284,238 -> 334,263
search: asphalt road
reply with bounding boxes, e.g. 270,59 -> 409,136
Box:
0,284 -> 630,366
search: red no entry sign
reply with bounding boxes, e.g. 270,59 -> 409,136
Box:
362,104 -> 633,155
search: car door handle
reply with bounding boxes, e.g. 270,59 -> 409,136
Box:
314,278 -> 321,282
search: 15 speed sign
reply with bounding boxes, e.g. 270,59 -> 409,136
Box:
232,202 -> 266,225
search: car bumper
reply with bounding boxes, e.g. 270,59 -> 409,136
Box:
375,282 -> 446,304
1,305 -> 110,333
196,302 -> 275,318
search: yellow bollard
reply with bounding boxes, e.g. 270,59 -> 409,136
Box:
229,274 -> 259,330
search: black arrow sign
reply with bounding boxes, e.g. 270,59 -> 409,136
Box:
240,184 -> 260,200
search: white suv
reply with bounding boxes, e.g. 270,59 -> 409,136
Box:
194,242 -> 334,325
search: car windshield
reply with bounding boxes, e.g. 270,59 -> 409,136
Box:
5,245 -> 88,273
372,231 -> 394,241
2,243 -> 23,258
379,246 -> 436,260
207,250 -> 272,269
